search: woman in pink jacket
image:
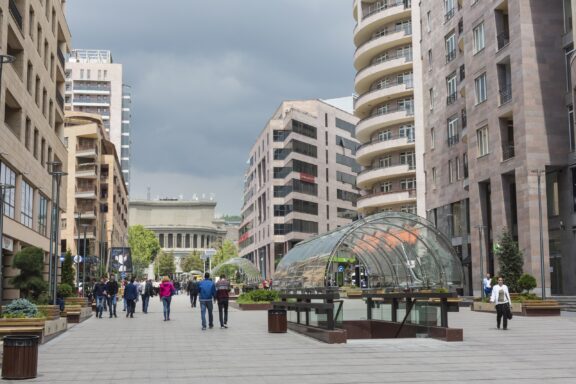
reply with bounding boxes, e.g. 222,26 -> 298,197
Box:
159,276 -> 175,321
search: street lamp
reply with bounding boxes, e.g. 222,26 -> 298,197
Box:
48,162 -> 67,305
75,212 -> 82,295
81,224 -> 89,297
0,183 -> 15,312
532,169 -> 546,300
475,225 -> 487,299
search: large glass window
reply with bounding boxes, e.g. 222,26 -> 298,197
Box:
445,33 -> 456,62
21,180 -> 33,228
447,72 -> 457,103
38,194 -> 48,236
448,115 -> 459,146
474,73 -> 487,104
473,22 -> 485,53
477,126 -> 489,156
400,151 -> 415,169
0,162 -> 16,218
400,178 -> 416,190
293,199 -> 318,215
292,120 -> 317,139
292,139 -> 317,158
292,179 -> 317,196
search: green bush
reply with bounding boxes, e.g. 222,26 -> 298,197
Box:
11,247 -> 48,300
33,292 -> 51,305
237,289 -> 279,304
57,283 -> 74,298
511,293 -> 540,303
517,274 -> 537,293
2,299 -> 38,318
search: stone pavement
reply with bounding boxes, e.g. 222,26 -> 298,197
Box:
6,295 -> 576,383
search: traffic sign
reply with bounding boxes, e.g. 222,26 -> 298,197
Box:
338,265 -> 345,273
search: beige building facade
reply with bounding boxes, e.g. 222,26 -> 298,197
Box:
238,99 -> 360,279
65,50 -> 131,190
422,0 -> 575,295
62,112 -> 128,277
352,0 -> 426,217
0,0 -> 71,300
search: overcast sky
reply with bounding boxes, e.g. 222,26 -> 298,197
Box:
67,1 -> 356,215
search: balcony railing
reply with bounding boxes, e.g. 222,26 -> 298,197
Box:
502,144 -> 515,161
9,0 -> 23,31
497,31 -> 510,50
447,134 -> 459,147
445,49 -> 456,63
73,84 -> 111,92
357,132 -> 415,151
359,162 -> 415,176
357,24 -> 412,52
56,90 -> 64,111
57,48 -> 65,68
76,142 -> 98,153
357,51 -> 413,79
358,188 -> 417,202
446,93 -> 457,105
73,97 -> 111,104
499,84 -> 512,105
444,8 -> 455,23
362,0 -> 409,20
355,77 -> 414,108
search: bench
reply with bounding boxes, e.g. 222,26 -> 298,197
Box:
522,300 -> 561,316
62,305 -> 82,323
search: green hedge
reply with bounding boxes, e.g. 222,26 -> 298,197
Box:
237,289 -> 279,304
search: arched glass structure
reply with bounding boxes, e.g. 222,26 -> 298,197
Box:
211,257 -> 262,284
274,212 -> 463,290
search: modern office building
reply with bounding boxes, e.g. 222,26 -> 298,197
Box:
129,199 -> 227,275
352,0 -> 426,217
0,0 -> 71,300
64,49 -> 131,191
238,99 -> 361,279
421,0 -> 576,295
61,112 -> 128,274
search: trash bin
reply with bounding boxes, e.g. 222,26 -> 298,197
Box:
2,335 -> 40,380
268,309 -> 287,333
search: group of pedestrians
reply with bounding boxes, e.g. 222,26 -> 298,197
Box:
185,273 -> 231,330
92,275 -> 156,319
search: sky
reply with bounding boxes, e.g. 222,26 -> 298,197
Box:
67,1 -> 356,215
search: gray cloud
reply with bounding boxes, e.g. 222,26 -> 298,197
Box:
67,0 -> 355,214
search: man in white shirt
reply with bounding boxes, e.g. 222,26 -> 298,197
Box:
482,273 -> 492,298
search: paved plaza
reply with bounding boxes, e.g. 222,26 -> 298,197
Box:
9,296 -> 576,384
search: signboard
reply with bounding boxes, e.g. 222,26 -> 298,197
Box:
110,247 -> 132,273
338,265 -> 345,273
238,232 -> 250,243
201,248 -> 217,261
1,236 -> 13,252
299,172 -> 316,184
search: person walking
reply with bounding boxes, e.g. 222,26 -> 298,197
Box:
187,277 -> 199,308
124,277 -> 138,318
198,272 -> 216,330
119,279 -> 126,312
142,279 -> 153,314
216,274 -> 231,329
159,276 -> 175,321
93,277 -> 108,319
490,276 -> 512,330
482,273 -> 492,298
106,274 -> 119,318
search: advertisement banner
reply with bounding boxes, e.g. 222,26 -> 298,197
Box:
110,247 -> 132,273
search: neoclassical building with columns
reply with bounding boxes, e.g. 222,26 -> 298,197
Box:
129,199 -> 227,273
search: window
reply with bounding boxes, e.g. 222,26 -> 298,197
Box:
87,69 -> 91,80
474,73 -> 487,104
456,156 -> 461,180
80,69 -> 84,79
167,234 -> 173,248
336,171 -> 356,187
400,152 -> 415,169
377,156 -> 392,168
185,234 -> 191,248
21,180 -> 33,228
432,167 -> 437,187
399,125 -> 414,141
448,160 -> 454,183
572,168 -> 576,212
401,205 -> 417,214
448,116 -> 459,146
292,120 -> 317,139
377,130 -> 392,141
159,234 -> 165,247
473,22 -> 485,53
429,88 -> 434,110
38,194 -> 48,236
378,182 -> 392,193
337,189 -> 359,205
444,0 -> 455,21
292,179 -> 318,196
427,11 -> 431,32
445,33 -> 456,62
569,105 -> 575,151
477,126 -> 489,156
335,118 -> 356,137
292,219 -> 318,234
463,152 -> 469,178
447,72 -> 457,104
292,139 -> 317,158
274,204 -> 292,217
400,178 -> 416,190
428,49 -> 432,69
293,199 -> 318,215
430,128 -> 435,149
0,162 -> 16,218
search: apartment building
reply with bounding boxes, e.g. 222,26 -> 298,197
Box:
238,99 -> 360,279
422,0 -> 575,295
0,0 -> 71,300
352,0 -> 426,217
61,112 -> 128,276
64,49 -> 131,191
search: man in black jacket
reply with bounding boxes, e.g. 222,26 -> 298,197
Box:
187,277 -> 199,308
141,279 -> 154,313
106,275 -> 119,318
93,277 -> 108,319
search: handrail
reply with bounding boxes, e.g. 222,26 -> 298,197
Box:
355,51 -> 413,79
357,134 -> 414,152
362,0 -> 409,20
358,188 -> 416,202
358,104 -> 414,126
359,162 -> 415,176
355,24 -> 412,53
355,78 -> 413,107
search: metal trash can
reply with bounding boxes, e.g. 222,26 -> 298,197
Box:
2,335 -> 40,380
268,309 -> 287,333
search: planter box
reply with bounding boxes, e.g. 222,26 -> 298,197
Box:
521,300 -> 561,316
229,302 -> 272,311
37,305 -> 61,320
65,297 -> 90,307
43,317 -> 67,342
62,305 -> 93,323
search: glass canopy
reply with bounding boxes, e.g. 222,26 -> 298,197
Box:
211,257 -> 262,284
273,212 -> 463,290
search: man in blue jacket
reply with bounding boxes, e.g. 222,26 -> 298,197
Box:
198,272 -> 216,330
123,277 -> 138,318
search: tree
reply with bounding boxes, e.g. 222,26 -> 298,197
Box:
128,225 -> 161,278
181,251 -> 204,273
61,249 -> 75,287
11,247 -> 48,300
155,251 -> 176,278
517,273 -> 537,293
495,231 -> 524,293
212,239 -> 238,267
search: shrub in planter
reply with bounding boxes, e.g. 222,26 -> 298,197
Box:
517,274 -> 537,294
2,299 -> 39,318
58,283 -> 74,298
11,247 -> 48,300
237,289 -> 279,304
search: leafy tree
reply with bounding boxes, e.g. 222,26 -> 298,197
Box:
11,247 -> 48,300
154,251 -> 176,278
517,273 -> 537,293
61,249 -> 75,287
495,232 -> 524,293
180,251 -> 204,273
212,239 -> 238,267
221,214 -> 241,222
128,225 -> 161,278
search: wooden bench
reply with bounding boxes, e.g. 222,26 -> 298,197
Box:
522,300 -> 561,316
62,305 -> 82,323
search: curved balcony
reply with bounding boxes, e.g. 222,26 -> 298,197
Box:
356,108 -> 414,143
356,136 -> 415,166
357,164 -> 415,189
357,189 -> 417,212
353,3 -> 411,47
354,55 -> 413,91
354,81 -> 413,117
354,29 -> 412,70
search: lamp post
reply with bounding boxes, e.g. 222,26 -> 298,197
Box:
475,225 -> 487,299
76,212 -> 82,295
532,169 -> 546,300
0,183 -> 15,312
48,162 -> 67,304
81,224 -> 89,297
